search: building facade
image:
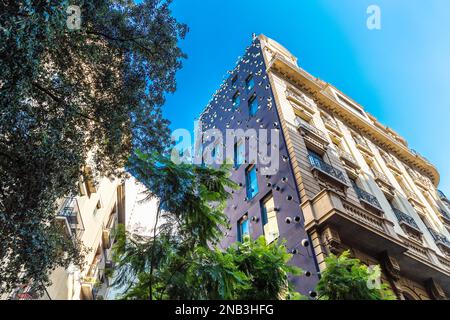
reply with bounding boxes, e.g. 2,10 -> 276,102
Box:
199,34 -> 450,299
9,168 -> 126,300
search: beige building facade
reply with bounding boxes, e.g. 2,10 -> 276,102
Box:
258,35 -> 450,299
9,169 -> 125,300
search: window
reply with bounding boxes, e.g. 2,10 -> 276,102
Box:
246,75 -> 255,92
307,148 -> 324,167
261,193 -> 279,244
234,141 -> 245,167
337,93 -> 365,117
232,92 -> 240,108
238,214 -> 250,242
248,94 -> 258,116
307,149 -> 323,161
245,165 -> 259,199
231,74 -> 238,85
211,144 -> 220,163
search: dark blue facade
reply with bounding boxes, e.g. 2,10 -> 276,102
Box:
199,38 -> 319,297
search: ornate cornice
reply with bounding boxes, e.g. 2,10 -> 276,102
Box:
266,54 -> 440,187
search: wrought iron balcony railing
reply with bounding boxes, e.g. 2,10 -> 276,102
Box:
438,190 -> 450,204
439,208 -> 450,221
428,228 -> 450,248
308,155 -> 347,185
353,185 -> 383,211
58,197 -> 79,225
392,208 -> 419,230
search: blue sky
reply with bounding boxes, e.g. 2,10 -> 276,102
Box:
162,0 -> 450,193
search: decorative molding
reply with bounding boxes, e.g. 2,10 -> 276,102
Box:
321,227 -> 342,254
426,278 -> 447,300
380,251 -> 401,281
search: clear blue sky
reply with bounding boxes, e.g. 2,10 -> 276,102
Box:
161,0 -> 450,193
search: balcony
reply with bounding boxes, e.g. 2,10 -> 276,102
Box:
81,252 -> 105,300
372,169 -> 395,199
286,88 -> 315,116
353,135 -> 374,157
57,197 -> 84,238
302,189 -> 403,255
406,190 -> 424,208
428,228 -> 450,256
102,212 -> 118,249
296,118 -> 329,150
323,117 -> 343,137
302,189 -> 450,296
105,247 -> 114,269
438,190 -> 450,205
392,208 -> 422,242
438,208 -> 450,226
372,169 -> 389,186
353,185 -> 383,214
337,149 -> 360,170
268,53 -> 318,84
413,175 -> 430,190
393,208 -> 419,230
382,155 -> 402,175
308,155 -> 347,187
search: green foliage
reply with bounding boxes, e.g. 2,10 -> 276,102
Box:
229,237 -> 302,300
0,1 -> 186,294
112,151 -> 302,300
316,251 -> 396,300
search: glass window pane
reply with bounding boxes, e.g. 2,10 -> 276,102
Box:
248,95 -> 257,116
246,166 -> 258,199
242,219 -> 249,236
234,142 -> 245,167
261,194 -> 279,244
233,92 -> 240,108
238,216 -> 250,242
246,76 -> 254,92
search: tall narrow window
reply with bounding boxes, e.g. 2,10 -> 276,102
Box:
234,141 -> 245,167
211,144 -> 221,164
246,74 -> 255,92
232,92 -> 240,109
245,165 -> 259,199
231,74 -> 238,86
248,94 -> 258,116
238,214 -> 250,242
261,193 -> 279,244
